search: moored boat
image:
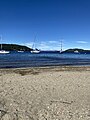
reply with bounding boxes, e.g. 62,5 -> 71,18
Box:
31,49 -> 40,53
0,36 -> 10,54
0,50 -> 9,54
31,36 -> 40,53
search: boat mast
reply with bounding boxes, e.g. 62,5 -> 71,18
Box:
32,36 -> 36,50
0,35 -> 2,50
60,40 -> 63,53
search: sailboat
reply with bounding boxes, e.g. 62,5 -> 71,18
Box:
31,49 -> 40,53
60,40 -> 63,53
31,36 -> 40,53
0,36 -> 9,54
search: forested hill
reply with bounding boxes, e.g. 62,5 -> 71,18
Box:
0,44 -> 33,51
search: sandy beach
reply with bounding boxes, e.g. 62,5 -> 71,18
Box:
0,66 -> 90,120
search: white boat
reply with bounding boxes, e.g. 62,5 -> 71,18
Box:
0,50 -> 9,54
31,49 -> 40,53
0,36 -> 9,54
31,36 -> 40,53
74,50 -> 79,53
17,51 -> 24,53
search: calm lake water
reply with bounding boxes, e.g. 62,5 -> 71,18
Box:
0,51 -> 90,68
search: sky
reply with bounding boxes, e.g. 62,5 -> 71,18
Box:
0,0 -> 90,50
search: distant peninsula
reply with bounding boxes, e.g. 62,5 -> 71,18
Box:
63,48 -> 90,54
0,44 -> 33,51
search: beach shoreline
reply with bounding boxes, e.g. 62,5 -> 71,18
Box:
0,65 -> 90,74
0,66 -> 90,120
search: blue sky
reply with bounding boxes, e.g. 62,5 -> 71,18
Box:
0,0 -> 90,50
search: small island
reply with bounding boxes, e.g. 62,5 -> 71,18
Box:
63,48 -> 90,54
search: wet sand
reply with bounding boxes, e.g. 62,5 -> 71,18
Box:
0,66 -> 90,120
